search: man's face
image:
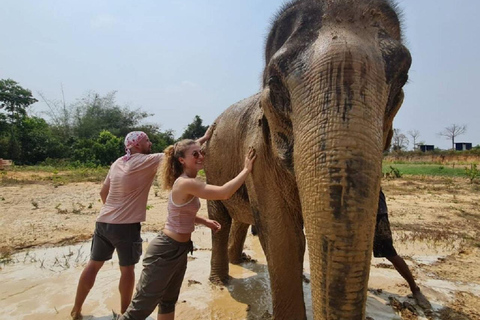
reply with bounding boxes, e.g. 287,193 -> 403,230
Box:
137,136 -> 152,154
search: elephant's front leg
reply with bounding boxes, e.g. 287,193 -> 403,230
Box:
255,207 -> 306,320
208,199 -> 232,284
228,220 -> 250,264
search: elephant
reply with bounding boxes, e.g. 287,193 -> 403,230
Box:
203,0 -> 411,319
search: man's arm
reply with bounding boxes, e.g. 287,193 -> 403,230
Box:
100,178 -> 110,204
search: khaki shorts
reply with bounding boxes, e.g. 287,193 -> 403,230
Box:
121,231 -> 193,319
90,222 -> 142,266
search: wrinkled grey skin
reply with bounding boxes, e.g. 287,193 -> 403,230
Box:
204,0 -> 411,319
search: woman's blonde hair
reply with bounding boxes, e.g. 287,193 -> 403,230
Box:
160,139 -> 197,190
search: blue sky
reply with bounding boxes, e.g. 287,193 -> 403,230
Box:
1,0 -> 478,149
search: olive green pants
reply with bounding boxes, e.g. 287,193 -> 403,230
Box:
120,231 -> 193,320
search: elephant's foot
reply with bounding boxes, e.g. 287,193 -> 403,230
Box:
208,274 -> 231,286
229,252 -> 257,264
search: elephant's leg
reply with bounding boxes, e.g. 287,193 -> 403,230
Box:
256,210 -> 306,320
208,200 -> 232,284
228,220 -> 250,264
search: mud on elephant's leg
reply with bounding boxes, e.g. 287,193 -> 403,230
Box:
208,200 -> 232,284
228,220 -> 250,264
256,214 -> 307,320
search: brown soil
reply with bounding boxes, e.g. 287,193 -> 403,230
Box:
1,172 -> 479,319
384,154 -> 480,164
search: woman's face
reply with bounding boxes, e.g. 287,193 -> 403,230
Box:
180,143 -> 205,172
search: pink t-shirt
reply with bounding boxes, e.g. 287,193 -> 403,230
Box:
96,153 -> 164,224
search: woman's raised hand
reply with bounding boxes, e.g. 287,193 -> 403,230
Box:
244,147 -> 257,172
204,122 -> 216,140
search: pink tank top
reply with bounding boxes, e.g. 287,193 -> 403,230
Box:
164,178 -> 201,234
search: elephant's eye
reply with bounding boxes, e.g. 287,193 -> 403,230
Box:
267,75 -> 291,113
268,76 -> 281,87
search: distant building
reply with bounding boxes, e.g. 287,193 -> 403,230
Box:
455,142 -> 472,151
419,144 -> 435,152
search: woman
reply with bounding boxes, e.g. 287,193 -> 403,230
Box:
119,139 -> 256,320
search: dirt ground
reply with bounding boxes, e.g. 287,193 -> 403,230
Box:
1,171 -> 479,319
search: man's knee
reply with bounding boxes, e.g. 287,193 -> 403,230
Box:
120,265 -> 135,273
120,265 -> 135,279
386,254 -> 400,262
83,260 -> 104,275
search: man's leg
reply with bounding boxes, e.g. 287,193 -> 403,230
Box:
119,265 -> 136,313
386,255 -> 432,309
114,223 -> 142,314
386,255 -> 417,292
71,260 -> 105,319
158,312 -> 174,320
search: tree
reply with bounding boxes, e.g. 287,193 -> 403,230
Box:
0,113 -> 10,158
438,124 -> 467,150
407,130 -> 421,150
17,116 -> 63,164
391,128 -> 409,152
0,79 -> 38,121
72,130 -> 123,166
0,79 -> 38,160
149,129 -> 175,153
180,115 -> 208,140
38,86 -> 72,140
72,91 -> 153,139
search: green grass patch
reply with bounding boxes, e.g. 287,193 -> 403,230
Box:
1,165 -> 109,185
46,167 -> 109,184
383,163 -> 469,177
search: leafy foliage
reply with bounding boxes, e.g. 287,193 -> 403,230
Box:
0,79 -> 39,162
71,130 -> 123,166
180,115 -> 208,140
464,164 -> 478,184
18,116 -> 64,164
0,79 -> 38,121
384,166 -> 402,179
0,79 -> 181,165
71,91 -> 152,139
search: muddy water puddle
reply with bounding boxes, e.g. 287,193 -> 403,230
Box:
0,227 -> 474,320
391,231 -> 464,265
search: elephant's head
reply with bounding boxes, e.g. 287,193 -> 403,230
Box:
259,0 -> 410,317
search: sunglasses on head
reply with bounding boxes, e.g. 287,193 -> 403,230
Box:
192,150 -> 205,159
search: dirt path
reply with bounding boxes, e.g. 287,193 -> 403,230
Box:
1,174 -> 479,319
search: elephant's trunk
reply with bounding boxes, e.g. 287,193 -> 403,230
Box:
293,31 -> 387,319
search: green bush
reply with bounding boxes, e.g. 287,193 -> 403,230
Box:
465,164 -> 479,184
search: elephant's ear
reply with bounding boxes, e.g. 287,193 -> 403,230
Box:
264,5 -> 299,66
383,88 -> 405,151
263,1 -> 323,86
384,126 -> 393,152
260,88 -> 294,173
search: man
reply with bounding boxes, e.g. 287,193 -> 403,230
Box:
374,190 -> 432,310
71,128 -> 213,320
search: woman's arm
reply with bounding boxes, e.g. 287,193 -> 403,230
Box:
195,216 -> 221,233
181,148 -> 256,201
195,123 -> 216,145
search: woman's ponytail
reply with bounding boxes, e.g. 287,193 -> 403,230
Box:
160,139 -> 197,190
